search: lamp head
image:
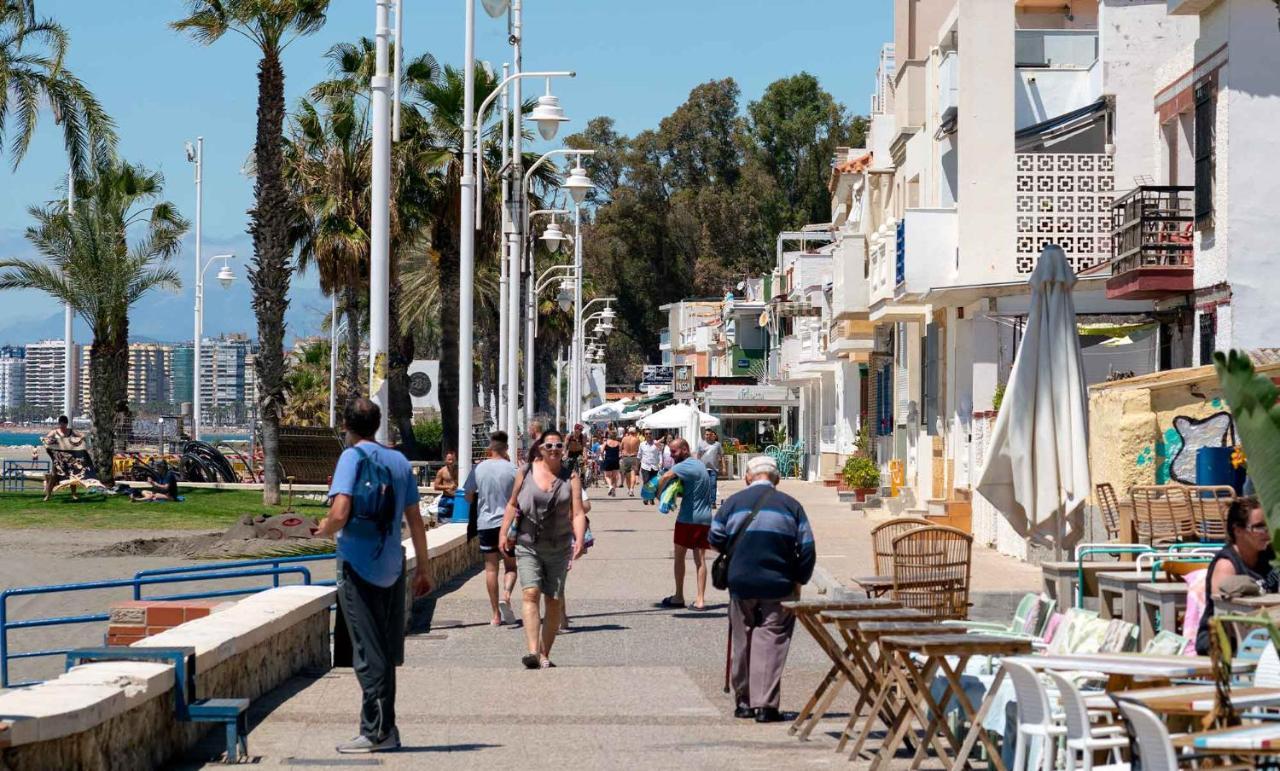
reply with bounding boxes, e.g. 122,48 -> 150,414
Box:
540,220 -> 565,253
216,265 -> 235,289
601,306 -> 616,321
480,0 -> 510,18
556,288 -> 573,312
530,94 -> 568,141
562,164 -> 594,204
184,142 -> 196,163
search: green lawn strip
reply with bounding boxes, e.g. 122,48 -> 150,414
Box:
0,489 -> 328,530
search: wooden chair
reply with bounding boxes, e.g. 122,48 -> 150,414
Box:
890,525 -> 973,621
1187,484 -> 1235,543
852,517 -> 930,597
1095,482 -> 1123,541
1130,485 -> 1196,546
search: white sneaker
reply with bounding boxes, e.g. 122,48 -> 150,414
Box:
498,600 -> 517,625
336,728 -> 400,753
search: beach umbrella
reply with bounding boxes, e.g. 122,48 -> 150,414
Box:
637,403 -> 720,431
976,244 -> 1091,558
582,399 -> 631,423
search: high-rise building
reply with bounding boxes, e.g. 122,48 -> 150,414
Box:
24,339 -> 77,412
79,343 -> 174,410
0,345 -> 25,414
201,334 -> 256,423
170,344 -> 194,405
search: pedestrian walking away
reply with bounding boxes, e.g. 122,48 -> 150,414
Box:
464,431 -> 519,626
601,433 -> 622,496
314,398 -> 433,753
499,428 -> 588,669
656,438 -> 714,611
432,450 -> 458,521
638,429 -> 662,505
698,429 -> 723,507
620,426 -> 641,495
708,455 -> 815,723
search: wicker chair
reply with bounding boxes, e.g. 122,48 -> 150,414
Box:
890,525 -> 973,621
1130,485 -> 1196,546
1187,484 -> 1235,543
1095,482 -> 1124,541
851,517 -> 930,597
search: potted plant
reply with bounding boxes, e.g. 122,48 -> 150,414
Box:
842,454 -> 881,502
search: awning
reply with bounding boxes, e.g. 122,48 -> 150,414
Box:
703,385 -> 798,408
774,301 -> 822,318
622,392 -> 673,414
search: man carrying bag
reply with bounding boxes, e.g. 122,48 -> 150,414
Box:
708,455 -> 816,723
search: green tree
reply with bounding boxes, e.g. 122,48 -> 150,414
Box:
0,0 -> 115,174
0,159 -> 187,480
283,339 -> 329,425
173,0 -> 329,504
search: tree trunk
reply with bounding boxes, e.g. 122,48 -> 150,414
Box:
249,51 -> 292,506
88,331 -> 127,484
388,255 -> 420,458
341,284 -> 362,403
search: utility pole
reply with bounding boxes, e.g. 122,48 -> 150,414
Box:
64,170 -> 74,420
505,0 -> 523,444
369,0 -> 392,442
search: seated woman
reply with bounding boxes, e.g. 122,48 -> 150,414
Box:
1195,495 -> 1278,654
133,461 -> 180,502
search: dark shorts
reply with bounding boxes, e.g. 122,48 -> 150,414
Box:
673,522 -> 711,551
477,527 -> 500,554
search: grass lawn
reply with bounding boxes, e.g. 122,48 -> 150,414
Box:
0,488 -> 329,530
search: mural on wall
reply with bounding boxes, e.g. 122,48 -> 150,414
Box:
1165,411 -> 1236,484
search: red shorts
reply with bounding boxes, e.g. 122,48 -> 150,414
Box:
673,522 -> 711,550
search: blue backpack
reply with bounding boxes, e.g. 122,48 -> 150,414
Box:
348,445 -> 399,558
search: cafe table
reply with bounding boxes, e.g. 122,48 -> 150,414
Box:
861,633 -> 1033,771
781,596 -> 901,740
947,653 -> 1256,771
1174,723 -> 1280,755
1114,684 -> 1280,715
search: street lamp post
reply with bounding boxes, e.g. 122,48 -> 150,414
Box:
64,170 -> 74,419
572,297 -> 615,424
193,254 -> 236,440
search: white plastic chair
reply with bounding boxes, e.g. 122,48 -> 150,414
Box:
1005,660 -> 1064,771
1255,641 -> 1280,688
1116,701 -> 1179,771
1046,671 -> 1128,771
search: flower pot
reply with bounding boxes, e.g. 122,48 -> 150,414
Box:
855,487 -> 877,502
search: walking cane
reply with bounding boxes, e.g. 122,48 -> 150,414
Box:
722,613 -> 731,693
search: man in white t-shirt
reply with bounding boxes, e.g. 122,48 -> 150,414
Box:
638,429 -> 663,506
698,429 -> 723,506
464,432 -> 518,625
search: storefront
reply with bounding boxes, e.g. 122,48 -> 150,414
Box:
701,384 -> 799,450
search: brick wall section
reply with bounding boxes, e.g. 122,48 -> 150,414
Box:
105,600 -> 230,646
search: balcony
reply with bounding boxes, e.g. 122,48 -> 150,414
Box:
1105,186 -> 1195,300
831,233 -> 869,321
1014,30 -> 1100,131
1015,29 -> 1097,69
938,51 -> 958,121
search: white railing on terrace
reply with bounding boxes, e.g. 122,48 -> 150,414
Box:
1015,29 -> 1097,69
938,51 -> 958,117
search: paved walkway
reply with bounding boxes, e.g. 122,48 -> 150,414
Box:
181,479 -> 1040,769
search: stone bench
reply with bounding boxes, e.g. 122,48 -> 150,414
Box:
0,585 -> 334,768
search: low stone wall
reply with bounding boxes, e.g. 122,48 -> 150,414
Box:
0,586 -> 333,771
403,522 -> 478,624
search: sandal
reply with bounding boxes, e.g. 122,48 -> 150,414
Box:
540,657 -> 555,669
522,653 -> 541,670
659,596 -> 686,609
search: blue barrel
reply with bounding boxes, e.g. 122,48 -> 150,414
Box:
1196,446 -> 1245,495
450,490 -> 471,524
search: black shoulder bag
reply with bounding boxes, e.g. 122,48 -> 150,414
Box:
711,489 -> 772,591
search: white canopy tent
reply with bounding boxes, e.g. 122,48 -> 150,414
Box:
976,244 -> 1091,559
637,403 -> 720,431
581,399 -> 635,423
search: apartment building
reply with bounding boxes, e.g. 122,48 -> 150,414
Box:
23,339 -> 77,412
79,342 -> 174,410
0,346 -> 25,413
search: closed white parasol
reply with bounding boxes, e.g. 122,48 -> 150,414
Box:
976,244 -> 1091,558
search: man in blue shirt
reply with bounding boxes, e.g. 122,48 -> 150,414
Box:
656,437 -> 713,610
708,455 -> 816,723
315,398 -> 432,754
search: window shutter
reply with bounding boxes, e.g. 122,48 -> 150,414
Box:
923,323 -> 940,435
1194,81 -> 1215,224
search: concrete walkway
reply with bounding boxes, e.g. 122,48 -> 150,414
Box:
181,479 -> 1041,769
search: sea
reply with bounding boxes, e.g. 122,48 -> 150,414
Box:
0,431 -> 248,447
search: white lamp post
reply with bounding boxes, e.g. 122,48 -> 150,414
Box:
193,253 -> 235,440
572,297 -> 615,424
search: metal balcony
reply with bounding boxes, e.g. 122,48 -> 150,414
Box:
1105,186 -> 1194,300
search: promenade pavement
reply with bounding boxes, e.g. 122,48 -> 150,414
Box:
181,478 -> 1041,769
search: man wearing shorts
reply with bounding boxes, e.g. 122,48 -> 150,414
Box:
463,433 -> 518,626
619,426 -> 641,495
638,430 -> 662,505
656,438 -> 713,610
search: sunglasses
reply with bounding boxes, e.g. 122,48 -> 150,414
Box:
542,441 -> 565,450
1244,523 -> 1269,533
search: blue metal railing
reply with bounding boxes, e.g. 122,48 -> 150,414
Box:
0,563 -> 322,689
132,554 -> 337,600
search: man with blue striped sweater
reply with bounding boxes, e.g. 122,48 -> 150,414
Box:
709,455 -> 816,723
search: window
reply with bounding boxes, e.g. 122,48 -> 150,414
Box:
1194,80 -> 1216,225
1199,311 -> 1217,367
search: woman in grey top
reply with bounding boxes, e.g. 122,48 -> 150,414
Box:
499,428 -> 587,669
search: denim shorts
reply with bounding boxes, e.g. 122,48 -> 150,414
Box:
515,543 -> 571,598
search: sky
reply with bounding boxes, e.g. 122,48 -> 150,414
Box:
0,0 -> 892,346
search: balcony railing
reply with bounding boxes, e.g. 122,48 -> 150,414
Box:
1106,186 -> 1194,300
1015,29 -> 1097,69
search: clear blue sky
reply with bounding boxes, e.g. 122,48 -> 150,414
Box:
0,0 -> 891,343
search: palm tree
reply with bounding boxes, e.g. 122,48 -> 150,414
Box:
0,159 -> 187,480
173,0 -> 329,504
283,339 -> 330,425
0,0 -> 115,174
